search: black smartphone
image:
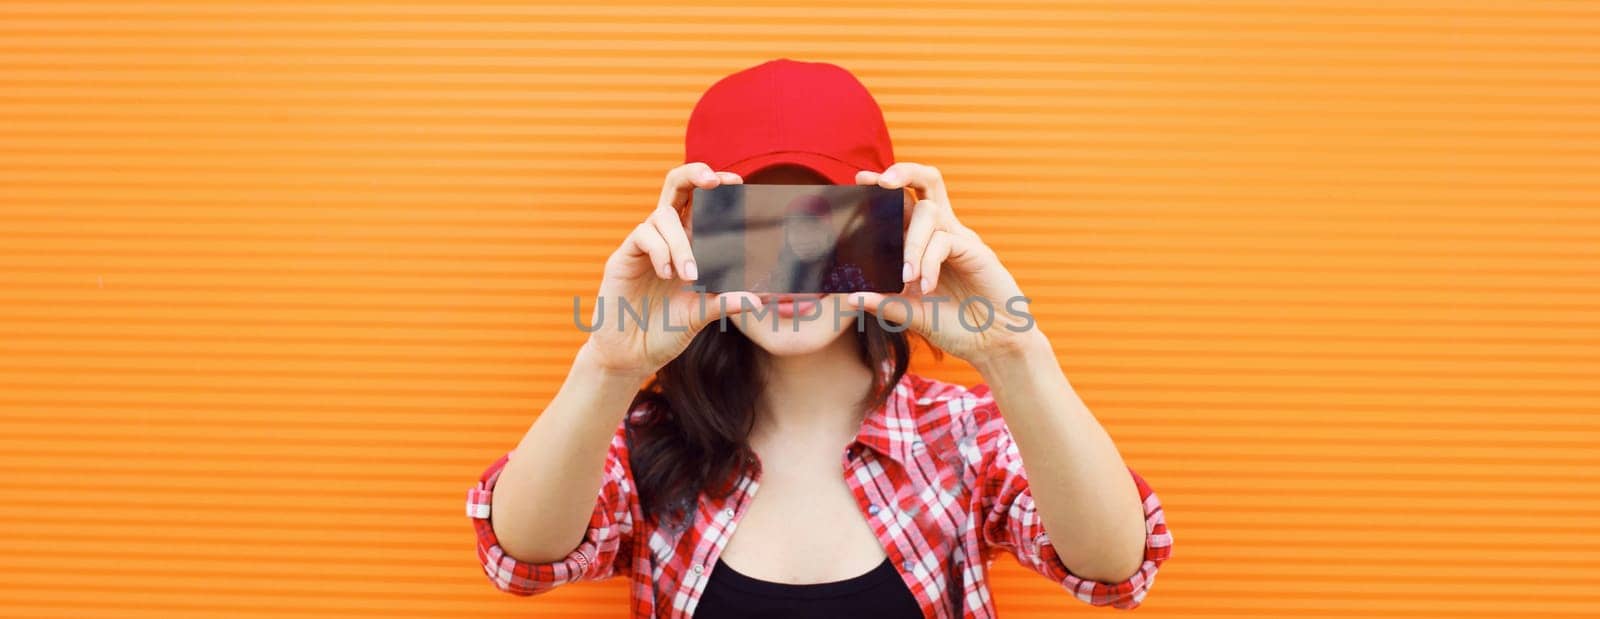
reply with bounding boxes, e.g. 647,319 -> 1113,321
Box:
690,184 -> 905,294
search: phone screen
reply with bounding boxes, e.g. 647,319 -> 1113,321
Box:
690,184 -> 905,294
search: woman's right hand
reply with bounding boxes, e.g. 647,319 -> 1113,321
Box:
579,163 -> 764,378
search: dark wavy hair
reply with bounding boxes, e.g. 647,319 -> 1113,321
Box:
625,318 -> 913,525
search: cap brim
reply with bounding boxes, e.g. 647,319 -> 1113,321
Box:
722,151 -> 865,185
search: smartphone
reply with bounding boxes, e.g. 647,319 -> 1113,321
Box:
690,184 -> 905,294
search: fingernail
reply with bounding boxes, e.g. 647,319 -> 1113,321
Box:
921,278 -> 933,294
698,171 -> 716,184
902,262 -> 914,282
683,260 -> 698,280
881,171 -> 901,185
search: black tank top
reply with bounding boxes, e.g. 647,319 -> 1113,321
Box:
693,556 -> 924,618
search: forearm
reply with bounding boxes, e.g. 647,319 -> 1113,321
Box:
974,333 -> 1148,583
490,343 -> 646,563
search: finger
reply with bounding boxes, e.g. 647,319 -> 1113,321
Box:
621,222 -> 673,279
660,162 -> 722,213
873,162 -> 915,189
877,162 -> 965,232
875,162 -> 948,205
650,207 -> 697,281
855,169 -> 880,185
686,292 -> 764,332
846,291 -> 930,337
919,230 -> 954,295
715,171 -> 743,185
902,198 -> 940,284
937,227 -> 993,279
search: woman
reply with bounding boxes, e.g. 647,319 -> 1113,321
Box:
466,58 -> 1171,619
770,193 -> 838,293
749,193 -> 874,294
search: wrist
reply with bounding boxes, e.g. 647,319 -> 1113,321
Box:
973,329 -> 1054,377
574,341 -> 654,387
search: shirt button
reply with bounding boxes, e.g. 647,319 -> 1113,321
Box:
723,508 -> 735,518
911,439 -> 924,449
692,564 -> 705,575
901,559 -> 916,572
867,504 -> 881,516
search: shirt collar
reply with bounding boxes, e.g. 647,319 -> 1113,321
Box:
851,371 -> 920,464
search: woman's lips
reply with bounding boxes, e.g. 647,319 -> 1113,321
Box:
758,293 -> 827,318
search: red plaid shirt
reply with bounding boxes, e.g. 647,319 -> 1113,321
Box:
466,373 -> 1172,618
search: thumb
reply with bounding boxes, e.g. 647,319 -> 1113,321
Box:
685,291 -> 764,332
846,292 -> 929,337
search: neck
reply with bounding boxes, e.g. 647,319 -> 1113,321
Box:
753,333 -> 875,446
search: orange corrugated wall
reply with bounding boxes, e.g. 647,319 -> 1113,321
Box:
3,1 -> 1598,617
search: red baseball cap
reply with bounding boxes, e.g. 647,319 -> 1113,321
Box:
685,58 -> 895,185
784,193 -> 832,218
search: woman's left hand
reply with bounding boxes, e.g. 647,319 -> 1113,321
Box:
847,162 -> 1047,365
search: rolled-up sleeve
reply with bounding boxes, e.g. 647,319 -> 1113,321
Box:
972,401 -> 1173,609
465,417 -> 637,596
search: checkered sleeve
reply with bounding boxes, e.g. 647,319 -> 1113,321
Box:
465,418 -> 637,596
972,395 -> 1173,609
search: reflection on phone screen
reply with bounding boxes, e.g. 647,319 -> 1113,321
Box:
691,184 -> 904,294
